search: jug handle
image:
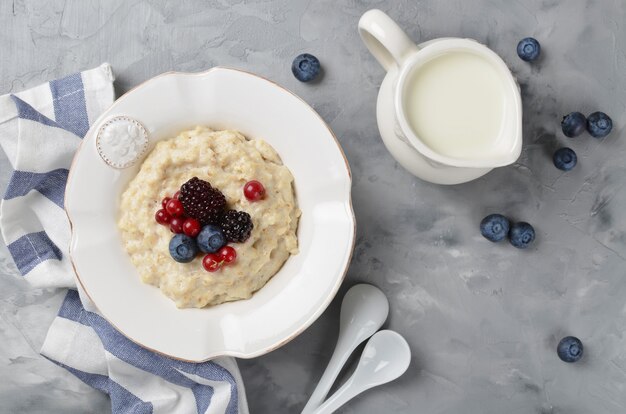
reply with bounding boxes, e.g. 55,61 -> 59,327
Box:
358,9 -> 419,71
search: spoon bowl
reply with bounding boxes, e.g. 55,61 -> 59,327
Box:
351,330 -> 411,388
313,330 -> 411,414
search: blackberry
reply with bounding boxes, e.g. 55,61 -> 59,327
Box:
179,177 -> 226,225
220,210 -> 253,243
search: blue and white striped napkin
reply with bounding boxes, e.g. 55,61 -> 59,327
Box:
0,64 -> 249,414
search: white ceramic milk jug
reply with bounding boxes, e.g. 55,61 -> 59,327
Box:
358,9 -> 522,185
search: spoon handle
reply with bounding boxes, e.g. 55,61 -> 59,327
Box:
301,342 -> 351,413
311,375 -> 361,414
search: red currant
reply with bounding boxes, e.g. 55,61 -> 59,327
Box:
173,190 -> 181,200
165,199 -> 185,217
169,217 -> 184,233
182,218 -> 201,237
155,209 -> 172,225
218,246 -> 237,264
202,253 -> 222,272
244,180 -> 266,201
161,197 -> 171,208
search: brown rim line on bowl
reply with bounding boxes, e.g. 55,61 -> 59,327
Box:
64,67 -> 356,362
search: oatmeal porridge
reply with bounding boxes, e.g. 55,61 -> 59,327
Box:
118,127 -> 300,308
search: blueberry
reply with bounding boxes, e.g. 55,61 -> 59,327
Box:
508,222 -> 535,249
557,336 -> 584,363
197,225 -> 226,253
561,112 -> 587,138
292,53 -> 321,82
587,111 -> 613,138
480,214 -> 510,242
553,147 -> 577,171
517,37 -> 541,62
169,234 -> 199,263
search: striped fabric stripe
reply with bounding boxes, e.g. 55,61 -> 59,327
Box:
49,72 -> 90,137
6,231 -> 62,275
4,168 -> 69,207
46,359 -> 154,414
2,95 -> 69,278
58,290 -> 240,414
2,79 -> 81,277
10,95 -> 60,129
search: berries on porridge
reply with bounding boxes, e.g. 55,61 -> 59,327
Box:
244,180 -> 266,201
218,246 -> 237,264
155,209 -> 171,225
197,224 -> 227,253
182,218 -> 201,237
220,210 -> 254,243
169,217 -> 184,233
202,253 -> 222,272
179,177 -> 226,225
165,198 -> 185,217
161,197 -> 171,208
169,234 -> 199,263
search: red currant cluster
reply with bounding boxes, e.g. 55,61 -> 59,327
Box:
155,191 -> 202,235
202,246 -> 236,272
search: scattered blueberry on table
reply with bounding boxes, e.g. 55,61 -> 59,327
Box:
553,147 -> 577,171
586,111 -> 613,138
197,224 -> 227,254
480,214 -> 510,242
557,336 -> 584,363
292,53 -> 321,82
169,234 -> 199,263
508,222 -> 535,249
517,37 -> 541,62
561,112 -> 587,138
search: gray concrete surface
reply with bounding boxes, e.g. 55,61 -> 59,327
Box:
1,0 -> 625,413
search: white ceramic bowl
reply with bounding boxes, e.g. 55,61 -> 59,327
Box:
65,67 -> 355,362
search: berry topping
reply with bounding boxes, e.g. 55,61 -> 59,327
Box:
508,222 -> 535,249
587,111 -> 613,138
561,112 -> 586,138
480,214 -> 510,242
292,53 -> 321,82
202,253 -> 222,272
244,180 -> 266,201
517,37 -> 541,62
553,148 -> 577,171
557,336 -> 584,363
165,198 -> 185,217
169,217 -> 184,234
169,234 -> 199,263
218,246 -> 237,264
179,177 -> 226,225
155,209 -> 171,225
220,210 -> 253,243
197,225 -> 227,253
182,218 -> 202,237
173,190 -> 181,200
161,197 -> 171,209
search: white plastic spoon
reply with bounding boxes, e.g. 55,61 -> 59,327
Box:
301,284 -> 389,413
312,330 -> 411,414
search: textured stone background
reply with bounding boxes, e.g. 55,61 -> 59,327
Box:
1,0 -> 625,413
